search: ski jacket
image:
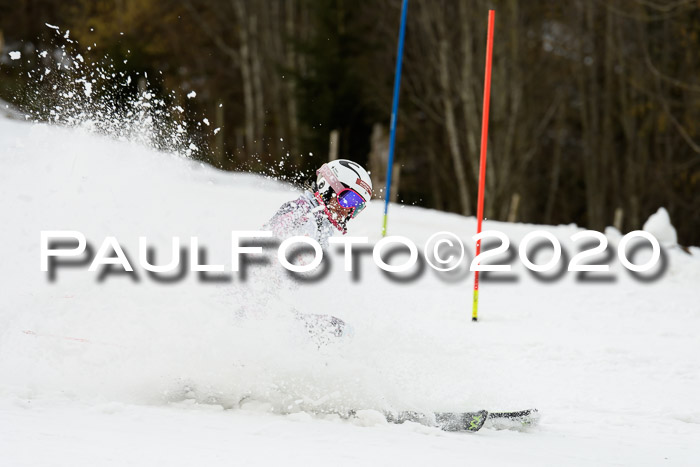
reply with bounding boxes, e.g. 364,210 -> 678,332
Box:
263,191 -> 345,248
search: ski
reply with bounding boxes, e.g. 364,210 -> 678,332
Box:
436,410 -> 489,432
386,409 -> 488,432
385,408 -> 538,432
486,408 -> 540,430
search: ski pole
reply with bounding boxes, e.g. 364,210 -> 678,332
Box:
472,10 -> 495,322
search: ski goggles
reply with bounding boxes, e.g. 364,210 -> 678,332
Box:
337,189 -> 367,217
317,164 -> 368,218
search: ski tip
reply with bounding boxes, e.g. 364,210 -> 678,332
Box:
464,409 -> 489,432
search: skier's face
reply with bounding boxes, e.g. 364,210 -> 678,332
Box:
327,195 -> 354,222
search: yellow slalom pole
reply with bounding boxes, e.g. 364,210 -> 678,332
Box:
472,288 -> 480,321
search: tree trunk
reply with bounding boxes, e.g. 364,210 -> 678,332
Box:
576,1 -> 603,231
285,0 -> 300,160
214,100 -> 225,166
329,129 -> 339,160
494,0 -> 522,220
427,145 -> 444,210
232,0 -> 256,155
368,123 -> 389,200
457,1 -> 480,183
436,12 -> 471,215
248,7 -> 265,157
545,96 -> 564,224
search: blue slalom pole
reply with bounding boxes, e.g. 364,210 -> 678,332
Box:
382,0 -> 409,237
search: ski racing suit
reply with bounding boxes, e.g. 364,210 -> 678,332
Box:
261,190 -> 351,342
263,190 -> 345,248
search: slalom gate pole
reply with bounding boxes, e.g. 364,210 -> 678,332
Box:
472,10 -> 495,322
382,0 -> 409,237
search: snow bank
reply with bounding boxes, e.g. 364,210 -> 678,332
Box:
643,207 -> 678,246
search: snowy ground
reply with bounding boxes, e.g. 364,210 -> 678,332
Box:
1,115 -> 699,466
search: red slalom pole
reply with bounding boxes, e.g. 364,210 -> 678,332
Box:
472,10 -> 495,322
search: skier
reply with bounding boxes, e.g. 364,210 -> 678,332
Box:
255,159 -> 540,432
262,159 -> 373,342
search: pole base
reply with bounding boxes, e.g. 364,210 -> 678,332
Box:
472,317 -> 478,322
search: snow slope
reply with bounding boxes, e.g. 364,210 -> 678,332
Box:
1,115 -> 699,466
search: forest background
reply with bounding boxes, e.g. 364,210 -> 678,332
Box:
1,0 -> 699,245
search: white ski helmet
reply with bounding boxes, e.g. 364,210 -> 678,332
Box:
316,159 -> 372,218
